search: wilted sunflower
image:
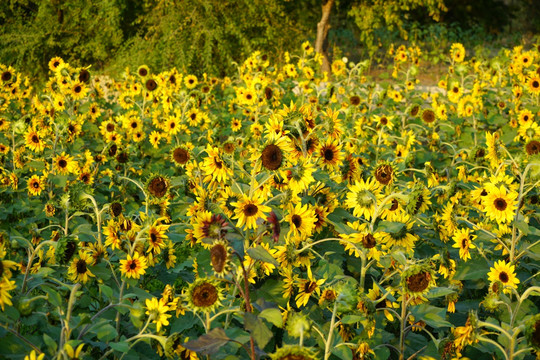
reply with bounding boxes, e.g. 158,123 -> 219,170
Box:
401,264 -> 436,298
119,252 -> 148,279
147,175 -> 170,199
68,250 -> 95,284
210,239 -> 230,277
525,140 -> 540,155
482,185 -> 518,224
185,278 -> 222,313
373,162 -> 395,186
487,260 -> 519,294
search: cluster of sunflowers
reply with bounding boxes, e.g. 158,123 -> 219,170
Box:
0,38 -> 539,360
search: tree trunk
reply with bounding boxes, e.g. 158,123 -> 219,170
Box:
315,0 -> 335,75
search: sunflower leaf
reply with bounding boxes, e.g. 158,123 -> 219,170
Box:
247,246 -> 279,267
183,327 -> 230,355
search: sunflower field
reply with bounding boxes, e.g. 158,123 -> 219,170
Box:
1,40 -> 540,360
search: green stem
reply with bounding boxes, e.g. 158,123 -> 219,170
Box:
323,301 -> 338,360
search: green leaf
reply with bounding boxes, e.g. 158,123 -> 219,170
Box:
332,346 -> 353,360
391,250 -> 407,266
426,287 -> 455,299
259,308 -> 283,328
110,341 -> 130,352
341,314 -> 364,324
244,313 -> 273,349
378,221 -> 405,233
100,284 -> 113,300
89,263 -> 112,281
411,304 -> 451,328
183,328 -> 230,355
246,246 -> 279,267
43,333 -> 57,354
453,261 -> 490,281
42,285 -> 62,307
515,221 -> 530,236
96,323 -> 118,342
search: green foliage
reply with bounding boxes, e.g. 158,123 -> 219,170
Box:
0,0 -> 125,78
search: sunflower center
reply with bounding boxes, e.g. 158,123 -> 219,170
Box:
106,123 -> 115,132
278,355 -> 310,360
32,135 -> 39,143
244,204 -> 258,217
173,148 -> 189,164
406,271 -> 431,292
533,81 -> 539,89
129,260 -> 137,270
380,117 -> 388,125
526,140 -> 540,155
148,177 -> 168,198
362,233 -> 376,249
323,148 -> 334,161
150,232 -> 158,243
261,144 -> 283,170
461,238 -> 468,248
32,181 -> 40,188
494,198 -> 507,211
192,282 -> 218,307
111,202 -> 122,217
375,165 -> 393,185
76,259 -> 87,274
214,159 -> 223,169
389,199 -> 399,211
0,261 -> 4,277
74,85 -> 82,93
532,320 -> 540,347
291,214 -> 302,228
58,159 -> 67,168
304,281 -> 317,293
499,271 -> 509,283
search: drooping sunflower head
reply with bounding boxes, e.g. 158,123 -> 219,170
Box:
401,264 -> 436,298
210,240 -> 230,277
373,162 -> 395,186
146,175 -> 170,199
525,140 -> 540,155
185,278 -> 222,313
55,235 -> 79,265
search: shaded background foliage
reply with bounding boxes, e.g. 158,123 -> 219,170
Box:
0,0 -> 538,81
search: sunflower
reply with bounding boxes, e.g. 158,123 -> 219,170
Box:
0,277 -> 16,311
48,57 -> 64,72
210,240 -> 230,277
341,221 -> 384,261
482,185 -> 518,224
287,159 -> 315,195
147,175 -> 170,199
119,252 -> 148,279
452,228 -> 476,262
165,333 -> 199,359
185,278 -> 222,313
518,109 -> 534,126
27,174 -> 45,196
145,297 -> 171,332
70,81 -> 87,100
401,264 -> 437,299
259,132 -> 292,171
485,132 -> 501,169
318,139 -> 343,170
184,74 -> 198,89
64,343 -> 85,360
373,162 -> 395,186
147,222 -> 169,255
295,273 -> 325,307
284,202 -> 317,242
68,250 -> 95,284
25,129 -> 45,152
232,194 -> 271,230
527,76 -> 540,95
201,146 -> 232,183
345,177 -> 382,220
137,65 -> 150,77
487,260 -> 520,294
526,140 -> 540,155
170,146 -> 190,166
450,43 -> 466,63
54,152 -> 77,175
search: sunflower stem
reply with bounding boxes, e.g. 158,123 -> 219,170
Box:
398,295 -> 410,360
323,301 -> 338,360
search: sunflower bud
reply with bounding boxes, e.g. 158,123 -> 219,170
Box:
286,312 -> 311,338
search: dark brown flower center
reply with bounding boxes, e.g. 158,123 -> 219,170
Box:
76,259 -> 87,274
1,71 -> 12,82
422,110 -> 435,123
148,176 -> 168,198
291,214 -> 302,228
32,135 -> 39,143
244,204 -> 258,217
375,164 -> 393,185
494,198 -> 507,211
192,282 -> 218,307
304,281 -> 317,293
74,85 -> 82,94
499,271 -> 509,283
129,260 -> 137,270
406,271 -> 431,292
526,140 -> 540,155
532,320 -> 540,347
323,148 -> 334,161
58,159 -> 67,168
350,95 -> 360,105
138,68 -> 148,77
146,79 -> 157,91
362,233 -> 376,249
32,180 -> 40,188
261,144 -> 283,170
111,202 -> 122,217
173,147 -> 189,164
